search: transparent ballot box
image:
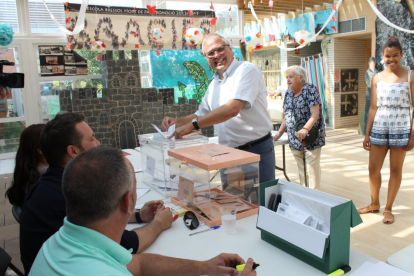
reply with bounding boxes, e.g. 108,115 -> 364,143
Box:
138,133 -> 208,197
168,144 -> 260,227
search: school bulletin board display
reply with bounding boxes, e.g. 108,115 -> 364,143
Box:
65,3 -> 216,51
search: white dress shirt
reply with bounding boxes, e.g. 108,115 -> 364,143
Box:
195,59 -> 272,147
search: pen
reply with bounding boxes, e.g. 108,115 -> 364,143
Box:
234,262 -> 261,272
327,265 -> 351,276
173,215 -> 178,221
189,226 -> 220,236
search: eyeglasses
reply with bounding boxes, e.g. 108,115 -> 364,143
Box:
183,211 -> 200,230
204,45 -> 229,58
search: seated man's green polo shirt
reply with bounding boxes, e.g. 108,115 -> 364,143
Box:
30,217 -> 133,276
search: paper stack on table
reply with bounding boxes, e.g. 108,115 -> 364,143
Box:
351,261 -> 414,276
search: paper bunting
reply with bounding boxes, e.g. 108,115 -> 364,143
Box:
190,18 -> 193,24
91,40 -> 106,55
210,1 -> 214,10
188,10 -> 193,15
65,2 -> 69,7
269,0 -> 274,7
97,56 -> 102,61
229,7 -> 231,11
209,17 -> 217,26
151,28 -> 164,41
331,26 -> 337,32
135,44 -> 139,48
332,16 -> 337,22
66,44 -> 73,50
185,27 -> 205,46
65,9 -> 69,14
294,30 -> 312,46
333,5 -> 337,11
147,5 -> 157,15
269,34 -> 275,41
133,7 -> 136,10
230,18 -> 232,21
156,50 -> 161,56
65,17 -> 71,24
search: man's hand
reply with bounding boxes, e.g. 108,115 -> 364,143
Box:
152,206 -> 173,231
139,200 -> 164,223
161,116 -> 176,131
169,123 -> 194,139
202,253 -> 244,276
238,258 -> 257,276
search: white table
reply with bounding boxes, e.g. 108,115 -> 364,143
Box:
125,149 -> 379,275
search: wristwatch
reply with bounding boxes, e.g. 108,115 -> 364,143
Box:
135,209 -> 143,223
191,117 -> 200,130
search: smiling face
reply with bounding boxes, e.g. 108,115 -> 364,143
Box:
203,36 -> 234,77
383,46 -> 403,70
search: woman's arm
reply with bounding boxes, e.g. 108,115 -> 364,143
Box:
363,73 -> 379,151
403,70 -> 414,151
273,118 -> 287,141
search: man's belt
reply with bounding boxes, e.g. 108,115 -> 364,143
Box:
235,132 -> 272,150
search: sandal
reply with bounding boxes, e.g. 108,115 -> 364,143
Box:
357,204 -> 380,214
383,211 -> 394,224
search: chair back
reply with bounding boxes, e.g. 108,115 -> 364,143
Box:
12,205 -> 22,224
0,247 -> 25,276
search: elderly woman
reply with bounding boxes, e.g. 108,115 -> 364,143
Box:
273,65 -> 326,189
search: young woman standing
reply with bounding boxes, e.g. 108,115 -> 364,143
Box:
358,36 -> 414,224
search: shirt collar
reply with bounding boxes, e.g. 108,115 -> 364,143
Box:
61,217 -> 133,265
213,58 -> 237,84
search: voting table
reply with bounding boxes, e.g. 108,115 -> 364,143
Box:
124,149 -> 379,275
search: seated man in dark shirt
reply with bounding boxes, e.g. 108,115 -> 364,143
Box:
19,113 -> 173,275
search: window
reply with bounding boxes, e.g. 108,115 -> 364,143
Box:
28,0 -> 66,33
99,112 -> 110,126
126,74 -> 137,87
0,0 -> 19,33
139,51 -> 152,88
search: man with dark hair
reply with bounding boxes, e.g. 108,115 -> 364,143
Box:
20,113 -> 172,274
30,147 -> 256,276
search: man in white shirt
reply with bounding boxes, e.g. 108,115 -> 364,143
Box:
162,33 -> 275,185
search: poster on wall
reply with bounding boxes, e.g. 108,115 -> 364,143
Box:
39,46 -> 87,76
340,93 -> 358,117
285,12 -> 315,39
341,69 -> 358,92
314,9 -> 338,35
66,4 -> 216,51
151,47 -> 243,104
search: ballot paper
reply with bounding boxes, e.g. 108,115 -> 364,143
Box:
351,261 -> 414,276
134,187 -> 150,208
152,124 -> 168,138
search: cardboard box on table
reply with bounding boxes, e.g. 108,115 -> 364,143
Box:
256,179 -> 362,274
168,144 -> 260,227
138,133 -> 208,197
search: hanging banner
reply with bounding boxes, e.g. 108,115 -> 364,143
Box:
65,3 -> 216,50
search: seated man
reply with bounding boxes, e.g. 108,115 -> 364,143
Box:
20,113 -> 172,274
30,147 -> 256,276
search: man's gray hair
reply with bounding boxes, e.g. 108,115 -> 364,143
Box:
286,65 -> 308,85
201,33 -> 232,53
63,147 -> 134,226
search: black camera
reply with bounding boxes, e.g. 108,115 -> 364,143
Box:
0,60 -> 24,88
